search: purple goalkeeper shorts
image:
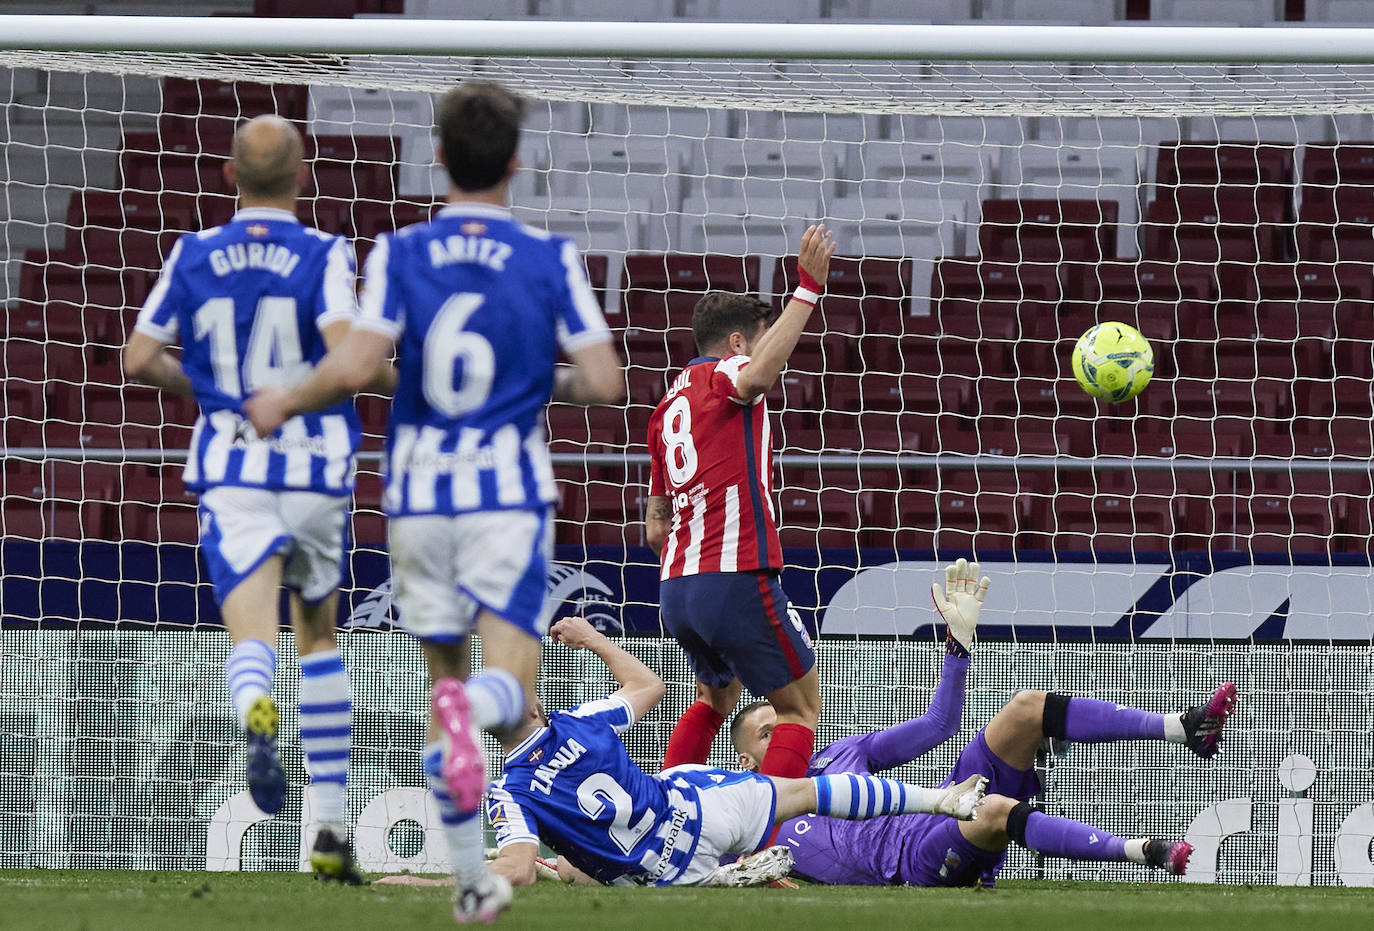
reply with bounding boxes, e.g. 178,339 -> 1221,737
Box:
900,728 -> 1042,887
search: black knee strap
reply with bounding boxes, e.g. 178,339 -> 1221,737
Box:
1005,800 -> 1037,846
1042,692 -> 1071,741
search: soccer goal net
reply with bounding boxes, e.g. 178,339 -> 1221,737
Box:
1,16 -> 1372,884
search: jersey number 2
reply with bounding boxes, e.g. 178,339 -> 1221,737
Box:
576,773 -> 654,856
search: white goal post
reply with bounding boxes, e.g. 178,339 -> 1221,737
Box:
2,15 -> 1374,885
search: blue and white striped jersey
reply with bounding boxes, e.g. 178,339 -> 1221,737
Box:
488,697 -> 713,886
354,203 -> 610,517
135,207 -> 361,495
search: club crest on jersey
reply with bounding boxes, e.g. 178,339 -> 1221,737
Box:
245,223 -> 270,238
460,220 -> 486,235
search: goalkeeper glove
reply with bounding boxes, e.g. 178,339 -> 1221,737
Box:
931,558 -> 991,656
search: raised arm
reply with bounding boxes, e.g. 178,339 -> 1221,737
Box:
732,223 -> 836,403
857,560 -> 991,773
549,615 -> 665,721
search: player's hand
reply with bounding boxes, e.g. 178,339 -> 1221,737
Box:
243,386 -> 292,438
796,223 -> 837,293
549,616 -> 604,650
935,774 -> 988,821
931,558 -> 991,652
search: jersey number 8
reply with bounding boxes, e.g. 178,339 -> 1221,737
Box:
662,395 -> 698,486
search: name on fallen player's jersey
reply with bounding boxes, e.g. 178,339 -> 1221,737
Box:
208,242 -> 302,278
428,235 -> 514,272
529,738 -> 587,795
664,368 -> 692,401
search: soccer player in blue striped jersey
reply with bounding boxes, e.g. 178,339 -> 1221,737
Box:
245,82 -> 624,922
483,616 -> 985,890
123,115 -> 389,885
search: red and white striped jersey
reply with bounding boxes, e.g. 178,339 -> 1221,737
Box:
648,354 -> 783,581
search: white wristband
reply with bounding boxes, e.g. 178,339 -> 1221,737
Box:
792,285 -> 821,305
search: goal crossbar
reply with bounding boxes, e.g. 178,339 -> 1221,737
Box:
5,16 -> 1374,64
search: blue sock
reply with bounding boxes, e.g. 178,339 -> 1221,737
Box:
423,741 -> 487,885
226,639 -> 276,727
810,773 -> 942,818
464,669 -> 526,733
300,649 -> 351,831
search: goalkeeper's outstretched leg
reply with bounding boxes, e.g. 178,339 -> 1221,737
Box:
874,684 -> 1236,886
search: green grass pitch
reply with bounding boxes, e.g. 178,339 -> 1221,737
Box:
0,871 -> 1366,931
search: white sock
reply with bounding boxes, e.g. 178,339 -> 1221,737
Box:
300,649 -> 351,832
811,773 -> 942,818
464,669 -> 526,733
1124,838 -> 1149,864
1163,714 -> 1187,743
423,741 -> 489,887
225,639 -> 276,727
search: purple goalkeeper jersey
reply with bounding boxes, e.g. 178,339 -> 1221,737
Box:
776,652 -> 969,885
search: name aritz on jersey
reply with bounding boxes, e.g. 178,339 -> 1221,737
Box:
530,738 -> 587,795
428,235 -> 514,271
208,242 -> 302,278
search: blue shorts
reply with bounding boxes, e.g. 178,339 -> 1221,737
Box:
659,571 -> 816,696
900,729 -> 1042,887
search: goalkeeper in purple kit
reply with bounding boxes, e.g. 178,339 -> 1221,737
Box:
732,560 -> 1238,886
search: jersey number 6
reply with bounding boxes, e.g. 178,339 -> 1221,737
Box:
424,292 -> 496,417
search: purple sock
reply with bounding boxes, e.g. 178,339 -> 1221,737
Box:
1023,811 -> 1127,861
1062,696 -> 1165,742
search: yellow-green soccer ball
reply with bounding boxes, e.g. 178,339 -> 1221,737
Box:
1072,322 -> 1154,402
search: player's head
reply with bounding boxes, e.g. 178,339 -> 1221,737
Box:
435,80 -> 526,195
729,699 -> 776,771
692,291 -> 772,358
226,114 -> 306,203
498,695 -> 550,750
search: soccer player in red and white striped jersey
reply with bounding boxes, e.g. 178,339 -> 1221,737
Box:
645,224 -> 836,783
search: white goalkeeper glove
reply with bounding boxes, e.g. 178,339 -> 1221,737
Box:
931,558 -> 991,654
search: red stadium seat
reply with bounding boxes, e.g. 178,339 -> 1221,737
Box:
310,134 -> 398,179
1212,493 -> 1337,555
979,198 -> 1119,263
351,471 -> 387,545
1301,143 -> 1374,187
161,78 -> 305,120
1144,190 -> 1290,265
618,253 -> 760,336
114,469 -> 200,545
1295,185 -> 1374,261
1156,141 -> 1294,189
1046,487 -> 1180,555
546,404 -> 626,452
350,200 -> 436,243
776,484 -> 864,551
1081,260 -> 1214,342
